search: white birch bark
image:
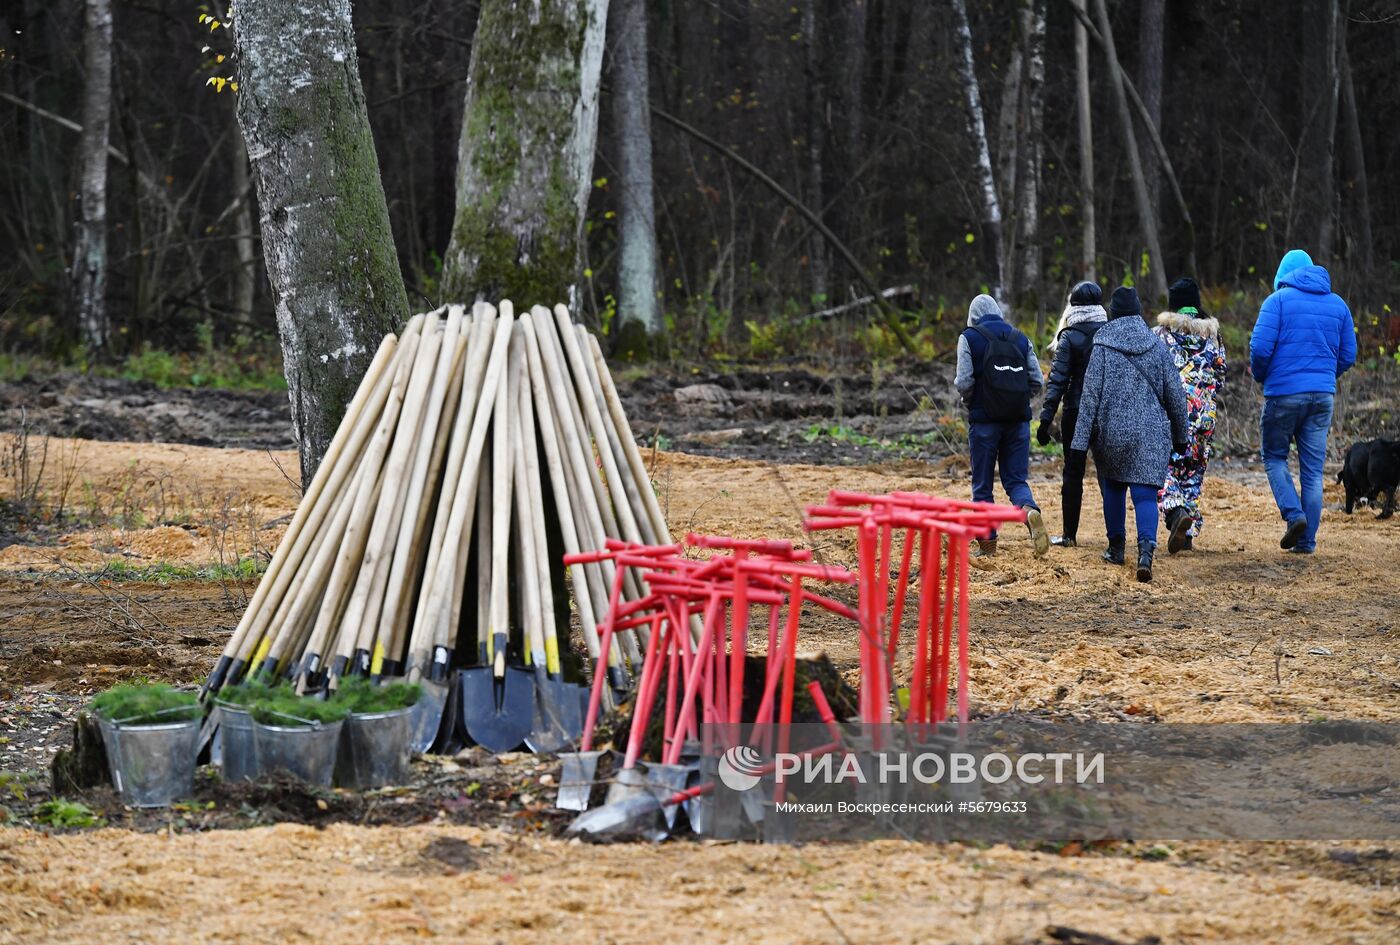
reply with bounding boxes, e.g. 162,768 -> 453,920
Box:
442,0 -> 611,307
234,0 -> 408,481
70,0 -> 112,357
608,0 -> 660,339
949,0 -> 1004,300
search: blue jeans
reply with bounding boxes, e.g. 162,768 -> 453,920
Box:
1261,392 -> 1334,551
969,421 -> 1038,538
1102,480 -> 1159,544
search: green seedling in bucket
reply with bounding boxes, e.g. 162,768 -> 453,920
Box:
332,677 -> 421,714
245,685 -> 350,727
91,681 -> 203,808
91,682 -> 201,725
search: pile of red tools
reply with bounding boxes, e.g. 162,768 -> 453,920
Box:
557,533 -> 857,821
560,490 -> 1022,837
805,490 -> 1023,733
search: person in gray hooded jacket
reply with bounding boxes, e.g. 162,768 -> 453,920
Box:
1069,287 -> 1190,582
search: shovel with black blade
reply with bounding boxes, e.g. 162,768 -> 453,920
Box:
460,331 -> 535,753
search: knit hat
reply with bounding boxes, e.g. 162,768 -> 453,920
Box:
1168,278 -> 1202,315
1108,286 -> 1141,319
1273,249 -> 1313,290
1068,281 -> 1102,306
966,294 -> 1003,327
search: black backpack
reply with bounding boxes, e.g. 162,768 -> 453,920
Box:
971,324 -> 1031,421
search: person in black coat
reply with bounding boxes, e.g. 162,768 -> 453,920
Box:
1037,281 -> 1108,547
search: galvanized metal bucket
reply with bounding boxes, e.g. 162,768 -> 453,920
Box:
335,705 -> 413,790
213,702 -> 256,782
97,706 -> 201,808
252,716 -> 343,787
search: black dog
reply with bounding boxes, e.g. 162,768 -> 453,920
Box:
1338,438 -> 1400,518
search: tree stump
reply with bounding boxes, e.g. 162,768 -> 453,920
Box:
50,712 -> 111,794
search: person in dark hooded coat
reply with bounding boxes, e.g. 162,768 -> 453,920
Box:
1037,280 -> 1108,547
1069,287 -> 1190,582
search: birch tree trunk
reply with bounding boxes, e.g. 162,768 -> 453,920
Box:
608,0 -> 660,344
1136,0 -> 1164,219
1093,0 -> 1167,303
234,0 -> 409,481
441,0 -> 610,306
949,0 -> 1004,300
1072,0 -> 1096,280
70,0 -> 112,359
1015,0 -> 1046,318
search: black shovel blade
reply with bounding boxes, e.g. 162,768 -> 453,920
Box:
527,675 -> 583,753
409,679 -> 451,754
459,666 -> 535,753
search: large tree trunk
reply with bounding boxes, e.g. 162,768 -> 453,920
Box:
234,0 -> 409,481
1093,0 -> 1167,304
441,0 -> 610,306
70,0 -> 112,359
1072,0 -> 1096,281
1136,0 -> 1164,219
949,0 -> 1004,300
1297,0 -> 1341,257
608,0 -> 659,343
1015,0 -> 1046,322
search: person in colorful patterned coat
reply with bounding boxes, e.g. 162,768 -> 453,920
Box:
1153,278 -> 1227,554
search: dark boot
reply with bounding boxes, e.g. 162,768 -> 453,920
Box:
1101,538 -> 1125,565
1057,475 -> 1084,548
972,538 -> 998,558
1165,508 -> 1191,556
1136,539 -> 1156,582
1183,535 -> 1194,551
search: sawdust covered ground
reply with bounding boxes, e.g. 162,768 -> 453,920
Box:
1,824 -> 1397,945
2,439 -> 1399,944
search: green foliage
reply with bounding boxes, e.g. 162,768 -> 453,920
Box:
245,685 -> 349,727
0,770 -> 28,802
91,682 -> 201,725
117,342 -> 287,391
33,799 -> 102,829
97,558 -> 264,585
332,677 -> 421,714
1031,420 -> 1064,457
213,681 -> 271,709
802,422 -> 965,456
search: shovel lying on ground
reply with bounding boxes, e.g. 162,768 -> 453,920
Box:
568,681 -> 844,838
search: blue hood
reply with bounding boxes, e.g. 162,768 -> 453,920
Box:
1279,264 -> 1332,295
1273,249 -> 1313,290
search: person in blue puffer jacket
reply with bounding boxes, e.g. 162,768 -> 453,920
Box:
1249,249 -> 1357,554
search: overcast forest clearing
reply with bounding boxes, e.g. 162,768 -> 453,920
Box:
1,2 -> 1398,945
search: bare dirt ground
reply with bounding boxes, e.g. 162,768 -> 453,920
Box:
2,434 -> 1398,943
